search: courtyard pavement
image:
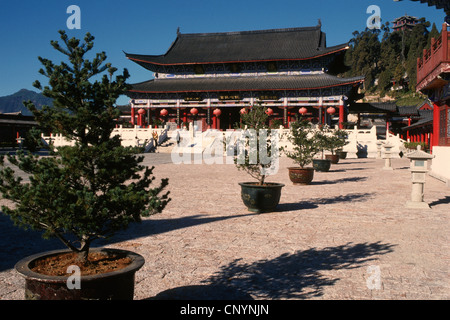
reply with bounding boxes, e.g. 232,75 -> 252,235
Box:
0,153 -> 448,300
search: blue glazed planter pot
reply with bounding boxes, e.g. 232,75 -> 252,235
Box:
239,182 -> 284,213
312,159 -> 332,172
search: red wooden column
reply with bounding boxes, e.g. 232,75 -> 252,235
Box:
213,108 -> 221,130
318,97 -> 323,125
183,111 -> 187,127
432,102 -> 440,150
131,107 -> 135,125
338,98 -> 344,129
407,117 -> 411,140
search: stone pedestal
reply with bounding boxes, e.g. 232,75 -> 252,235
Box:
376,141 -> 382,159
405,145 -> 434,209
382,142 -> 393,170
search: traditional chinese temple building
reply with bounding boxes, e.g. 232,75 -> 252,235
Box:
416,21 -> 450,184
392,15 -> 420,32
416,22 -> 450,148
124,23 -> 364,130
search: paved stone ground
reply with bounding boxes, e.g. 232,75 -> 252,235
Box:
0,153 -> 448,300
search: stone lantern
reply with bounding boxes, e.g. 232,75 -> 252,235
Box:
382,142 -> 394,170
376,140 -> 383,159
405,145 -> 434,209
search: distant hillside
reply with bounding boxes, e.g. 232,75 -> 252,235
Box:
0,89 -> 53,116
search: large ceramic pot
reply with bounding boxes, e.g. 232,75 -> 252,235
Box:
287,167 -> 314,185
312,159 -> 331,172
239,182 -> 284,213
325,154 -> 340,164
15,248 -> 145,300
336,150 -> 347,159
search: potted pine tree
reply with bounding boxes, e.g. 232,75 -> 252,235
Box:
235,104 -> 284,213
0,31 -> 170,300
325,129 -> 348,164
281,120 -> 319,185
312,127 -> 332,172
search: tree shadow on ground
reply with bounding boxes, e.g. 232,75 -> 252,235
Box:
310,176 -> 368,185
339,161 -> 371,165
276,192 -> 374,213
0,212 -> 254,271
149,241 -> 395,300
102,213 -> 255,246
0,213 -> 65,272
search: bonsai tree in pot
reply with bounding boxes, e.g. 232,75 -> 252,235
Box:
0,31 -> 170,300
325,129 -> 348,163
281,120 -> 319,185
234,103 -> 284,213
312,126 -> 332,172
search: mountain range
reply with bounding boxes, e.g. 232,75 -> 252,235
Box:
0,89 -> 52,116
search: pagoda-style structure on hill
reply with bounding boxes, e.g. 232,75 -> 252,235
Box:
125,23 -> 364,130
392,15 -> 419,32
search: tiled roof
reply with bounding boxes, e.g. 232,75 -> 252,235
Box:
125,25 -> 348,68
397,105 -> 420,116
407,0 -> 450,12
128,73 -> 364,94
349,102 -> 398,113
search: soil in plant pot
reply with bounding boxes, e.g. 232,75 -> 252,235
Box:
30,251 -> 132,276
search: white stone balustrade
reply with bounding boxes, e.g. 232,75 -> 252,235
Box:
41,125 -> 169,152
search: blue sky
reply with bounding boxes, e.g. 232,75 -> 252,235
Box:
0,0 -> 447,105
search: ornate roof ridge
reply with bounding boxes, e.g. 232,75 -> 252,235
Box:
178,25 -> 322,38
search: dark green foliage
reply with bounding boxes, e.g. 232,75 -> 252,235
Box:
235,103 -> 277,186
326,129 -> 348,155
343,18 -> 434,94
22,127 -> 45,152
281,120 -> 319,168
0,31 -> 170,263
314,129 -> 330,160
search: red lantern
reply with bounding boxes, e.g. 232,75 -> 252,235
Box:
138,108 -> 146,115
190,107 -> 198,115
213,108 -> 221,117
265,108 -> 273,116
240,108 -> 247,114
327,107 -> 336,115
160,109 -> 168,116
299,107 -> 307,115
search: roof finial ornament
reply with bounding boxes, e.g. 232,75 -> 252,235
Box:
318,19 -> 322,27
177,27 -> 180,35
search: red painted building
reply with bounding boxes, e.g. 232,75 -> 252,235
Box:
416,22 -> 450,149
416,21 -> 450,185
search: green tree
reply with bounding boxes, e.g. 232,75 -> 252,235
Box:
344,18 -> 433,94
344,28 -> 381,90
281,120 -> 319,168
235,103 -> 277,186
0,31 -> 170,264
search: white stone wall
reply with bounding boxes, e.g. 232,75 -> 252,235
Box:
430,146 -> 450,186
41,125 -> 169,152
